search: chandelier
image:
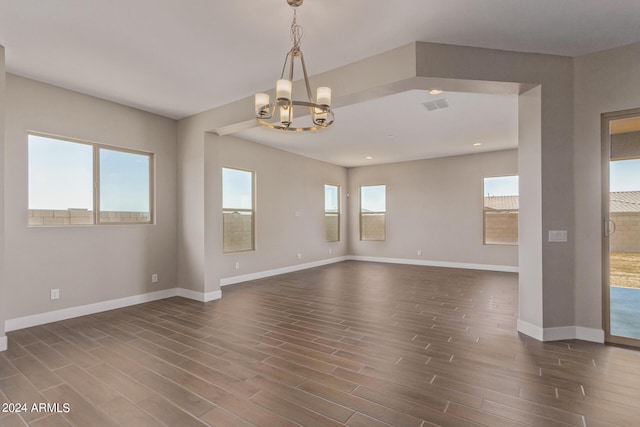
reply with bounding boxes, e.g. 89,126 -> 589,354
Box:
254,0 -> 334,132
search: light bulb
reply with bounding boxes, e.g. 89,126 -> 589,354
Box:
317,87 -> 331,106
255,93 -> 269,115
276,80 -> 292,101
315,87 -> 331,122
280,105 -> 292,126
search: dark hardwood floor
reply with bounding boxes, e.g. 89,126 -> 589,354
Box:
1,261 -> 640,426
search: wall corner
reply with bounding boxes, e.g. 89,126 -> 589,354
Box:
0,45 -> 6,350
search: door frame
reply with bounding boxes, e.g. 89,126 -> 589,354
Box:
602,107 -> 640,347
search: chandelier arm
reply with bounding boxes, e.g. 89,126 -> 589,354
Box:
297,50 -> 315,104
297,50 -> 317,118
288,49 -> 296,81
280,51 -> 292,80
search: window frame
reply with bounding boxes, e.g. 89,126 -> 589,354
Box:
324,184 -> 340,242
360,184 -> 386,241
28,131 -> 155,226
482,174 -> 519,246
222,166 -> 256,253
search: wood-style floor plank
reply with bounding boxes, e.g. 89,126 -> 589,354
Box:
1,261 -> 640,426
99,396 -> 164,427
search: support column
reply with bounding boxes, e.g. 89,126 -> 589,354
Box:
517,86 -> 544,338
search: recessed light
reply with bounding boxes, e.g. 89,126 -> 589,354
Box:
473,142 -> 482,147
429,89 -> 443,95
365,156 -> 373,160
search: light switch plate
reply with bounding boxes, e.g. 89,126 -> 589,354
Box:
548,230 -> 568,242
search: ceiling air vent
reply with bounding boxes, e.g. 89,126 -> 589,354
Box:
422,98 -> 449,111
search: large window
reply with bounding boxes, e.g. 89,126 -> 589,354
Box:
360,185 -> 386,241
28,133 -> 153,225
483,175 -> 519,245
223,167 -> 255,253
325,184 -> 340,242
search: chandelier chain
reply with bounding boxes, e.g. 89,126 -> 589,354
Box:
290,8 -> 304,49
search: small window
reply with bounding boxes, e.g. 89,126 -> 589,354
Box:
28,133 -> 153,226
483,175 -> 519,245
223,167 -> 255,253
360,185 -> 386,241
325,184 -> 340,242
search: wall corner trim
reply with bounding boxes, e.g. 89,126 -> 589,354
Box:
0,336 -> 7,352
4,288 -> 178,332
517,319 -> 544,341
177,288 -> 222,302
347,256 -> 519,273
220,256 -> 349,286
518,320 -> 604,343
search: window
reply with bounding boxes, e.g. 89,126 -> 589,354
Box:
325,184 -> 340,242
483,175 -> 519,245
223,167 -> 254,253
28,133 -> 153,225
360,185 -> 386,241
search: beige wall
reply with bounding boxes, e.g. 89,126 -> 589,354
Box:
177,114 -> 207,293
177,44 -> 417,294
574,42 -> 640,331
2,39 -> 636,343
518,86 -> 544,329
347,149 -> 518,267
0,46 -> 6,348
4,74 -> 178,319
204,134 -> 348,292
178,42 -> 578,337
414,42 -> 575,331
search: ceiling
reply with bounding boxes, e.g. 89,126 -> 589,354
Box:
1,0 -> 640,165
236,90 -> 518,167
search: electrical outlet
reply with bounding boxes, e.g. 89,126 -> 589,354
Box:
151,274 -> 158,283
328,249 -> 333,254
50,289 -> 60,300
297,253 -> 302,260
417,249 -> 422,256
235,262 -> 240,270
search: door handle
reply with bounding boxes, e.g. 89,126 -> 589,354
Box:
605,219 -> 617,236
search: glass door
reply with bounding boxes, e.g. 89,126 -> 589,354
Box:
604,111 -> 640,346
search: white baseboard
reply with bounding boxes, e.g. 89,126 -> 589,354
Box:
347,256 -> 519,273
542,326 -> 579,342
517,319 -> 604,343
220,255 -> 515,287
4,288 -> 178,332
220,256 -> 349,286
0,336 -> 6,352
177,288 -> 222,302
517,319 -> 544,341
575,327 -> 605,343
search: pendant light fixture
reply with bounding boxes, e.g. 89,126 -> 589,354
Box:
254,0 -> 334,132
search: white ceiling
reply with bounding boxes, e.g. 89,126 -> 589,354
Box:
236,90 -> 518,167
1,0 -> 639,165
